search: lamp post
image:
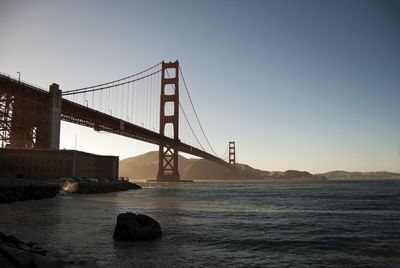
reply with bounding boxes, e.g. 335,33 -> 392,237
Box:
17,71 -> 21,82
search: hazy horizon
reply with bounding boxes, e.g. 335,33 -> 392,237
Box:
1,0 -> 399,173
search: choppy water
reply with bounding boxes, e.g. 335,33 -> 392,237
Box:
1,180 -> 399,267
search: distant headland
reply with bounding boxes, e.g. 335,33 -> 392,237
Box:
119,151 -> 400,181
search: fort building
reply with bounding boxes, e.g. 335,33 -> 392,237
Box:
0,148 -> 118,181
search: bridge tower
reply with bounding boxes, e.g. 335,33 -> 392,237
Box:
157,61 -> 180,181
0,77 -> 61,150
229,141 -> 236,168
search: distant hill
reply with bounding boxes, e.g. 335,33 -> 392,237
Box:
119,151 -> 237,180
318,171 -> 400,180
119,151 -> 326,181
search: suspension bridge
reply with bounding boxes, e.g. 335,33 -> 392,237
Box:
0,60 -> 236,181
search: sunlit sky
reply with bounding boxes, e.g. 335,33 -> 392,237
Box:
1,0 -> 399,173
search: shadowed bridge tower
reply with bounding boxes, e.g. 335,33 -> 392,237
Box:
157,61 -> 180,181
229,141 -> 236,168
0,77 -> 61,150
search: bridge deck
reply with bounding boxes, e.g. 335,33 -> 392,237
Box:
62,99 -> 228,166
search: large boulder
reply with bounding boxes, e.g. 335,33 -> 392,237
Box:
113,213 -> 162,241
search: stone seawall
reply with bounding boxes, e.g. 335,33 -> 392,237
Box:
62,181 -> 141,194
0,184 -> 60,204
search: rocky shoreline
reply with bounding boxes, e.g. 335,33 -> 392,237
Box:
0,181 -> 143,266
0,181 -> 142,204
0,232 -> 68,268
0,185 -> 60,204
62,181 -> 141,194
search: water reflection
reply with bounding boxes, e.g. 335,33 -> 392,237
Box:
0,198 -> 62,245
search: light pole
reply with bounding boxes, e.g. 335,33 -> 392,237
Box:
109,109 -> 112,116
74,134 -> 77,150
17,71 -> 21,82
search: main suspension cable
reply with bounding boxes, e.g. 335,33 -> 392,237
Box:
164,69 -> 205,151
62,69 -> 161,96
220,144 -> 229,160
179,66 -> 218,157
63,62 -> 162,94
179,103 -> 206,151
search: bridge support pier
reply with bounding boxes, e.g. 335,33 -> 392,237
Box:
157,61 -> 180,181
8,87 -> 48,148
48,83 -> 62,149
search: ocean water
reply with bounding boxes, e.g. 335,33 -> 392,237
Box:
0,180 -> 399,267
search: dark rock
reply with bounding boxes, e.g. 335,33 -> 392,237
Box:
0,185 -> 60,204
113,212 -> 162,241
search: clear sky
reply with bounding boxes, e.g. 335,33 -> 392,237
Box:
1,0 -> 399,173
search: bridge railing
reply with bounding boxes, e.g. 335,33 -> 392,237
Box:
0,72 -> 48,92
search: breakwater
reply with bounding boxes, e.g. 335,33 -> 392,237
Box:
62,181 -> 141,194
0,178 -> 142,204
0,184 -> 59,204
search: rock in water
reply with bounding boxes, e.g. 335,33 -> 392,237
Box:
113,213 -> 162,241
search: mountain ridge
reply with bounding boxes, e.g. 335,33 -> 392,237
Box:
119,151 -> 325,181
119,151 -> 400,180
317,170 -> 400,180
119,151 -> 400,181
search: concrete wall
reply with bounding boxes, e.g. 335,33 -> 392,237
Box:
0,148 -> 118,181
